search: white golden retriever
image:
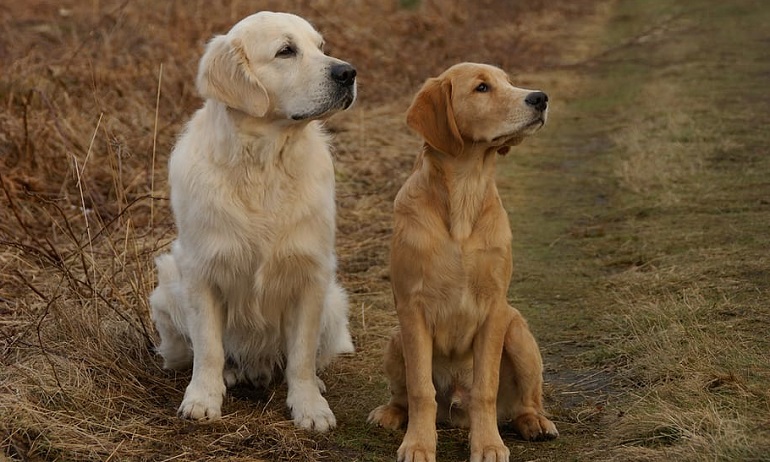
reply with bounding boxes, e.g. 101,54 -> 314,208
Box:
150,11 -> 356,431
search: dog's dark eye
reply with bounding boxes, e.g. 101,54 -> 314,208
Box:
475,83 -> 490,93
276,45 -> 296,58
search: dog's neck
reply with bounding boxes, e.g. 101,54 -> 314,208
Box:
421,143 -> 500,241
206,101 -> 311,166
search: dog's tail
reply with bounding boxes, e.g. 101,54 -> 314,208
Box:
154,252 -> 181,289
149,251 -> 192,370
149,252 -> 182,317
317,281 -> 355,370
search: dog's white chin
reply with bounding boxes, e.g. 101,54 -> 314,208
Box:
290,90 -> 357,121
492,119 -> 545,146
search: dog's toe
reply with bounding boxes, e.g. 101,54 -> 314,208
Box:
287,385 -> 336,432
223,367 -> 242,388
178,382 -> 225,422
315,376 -> 327,393
294,407 -> 336,432
513,413 -> 558,441
178,398 -> 222,421
291,402 -> 336,432
397,440 -> 436,462
368,404 -> 407,430
470,446 -> 510,462
470,430 -> 510,462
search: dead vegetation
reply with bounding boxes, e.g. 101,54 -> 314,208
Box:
3,0 -> 768,460
0,0 -> 597,460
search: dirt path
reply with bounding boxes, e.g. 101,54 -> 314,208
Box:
330,0 -> 770,460
322,3 -> 624,460
496,0 -> 770,460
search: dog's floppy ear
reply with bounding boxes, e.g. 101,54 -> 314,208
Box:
196,35 -> 269,117
406,77 -> 464,155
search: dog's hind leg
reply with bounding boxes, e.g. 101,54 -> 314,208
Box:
368,329 -> 409,430
500,306 -> 559,441
150,253 -> 193,370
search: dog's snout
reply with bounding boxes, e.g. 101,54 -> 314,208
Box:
525,91 -> 548,112
331,63 -> 356,87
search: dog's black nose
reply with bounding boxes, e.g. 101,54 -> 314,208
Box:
331,63 -> 356,87
525,91 -> 548,112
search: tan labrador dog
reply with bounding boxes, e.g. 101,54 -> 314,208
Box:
368,63 -> 558,462
150,12 -> 355,431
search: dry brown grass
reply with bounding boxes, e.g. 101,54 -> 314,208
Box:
6,0 -> 767,460
0,0 -> 601,460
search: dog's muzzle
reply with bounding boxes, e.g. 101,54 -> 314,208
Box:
331,63 -> 356,88
290,63 -> 357,120
331,63 -> 357,110
524,91 -> 548,112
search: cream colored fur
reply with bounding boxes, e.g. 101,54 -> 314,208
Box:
149,11 -> 355,432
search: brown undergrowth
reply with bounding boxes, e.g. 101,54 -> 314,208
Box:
0,1 -> 599,460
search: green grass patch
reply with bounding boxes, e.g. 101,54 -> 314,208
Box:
525,0 -> 770,459
497,0 -> 770,460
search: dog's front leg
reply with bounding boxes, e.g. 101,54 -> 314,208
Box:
398,298 -> 438,462
178,281 -> 226,421
284,281 -> 336,432
469,306 -> 512,462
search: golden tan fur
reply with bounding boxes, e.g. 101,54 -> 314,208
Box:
368,63 -> 558,462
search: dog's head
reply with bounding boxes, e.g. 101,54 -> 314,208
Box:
406,62 -> 548,156
196,11 -> 356,121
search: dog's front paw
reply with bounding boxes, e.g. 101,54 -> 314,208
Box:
470,427 -> 510,462
397,438 -> 436,462
469,444 -> 510,462
287,385 -> 336,432
368,404 -> 407,430
513,413 -> 559,441
178,382 -> 225,422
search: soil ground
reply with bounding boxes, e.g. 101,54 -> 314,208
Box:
2,0 -> 769,461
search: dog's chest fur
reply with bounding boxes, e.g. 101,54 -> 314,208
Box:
394,154 -> 513,357
169,106 -> 336,330
428,232 -> 512,357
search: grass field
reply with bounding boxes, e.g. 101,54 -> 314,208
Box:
504,0 -> 770,460
2,0 -> 769,461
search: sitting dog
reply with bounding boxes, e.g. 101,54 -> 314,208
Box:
150,11 -> 355,431
368,63 -> 558,461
